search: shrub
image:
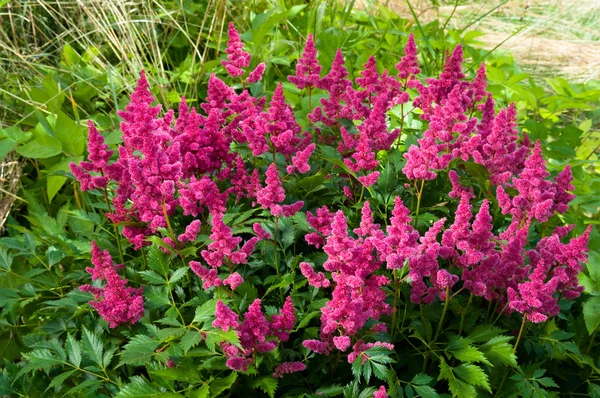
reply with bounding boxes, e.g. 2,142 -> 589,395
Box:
3,21 -> 599,398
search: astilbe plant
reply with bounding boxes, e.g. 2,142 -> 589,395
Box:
68,23 -> 593,397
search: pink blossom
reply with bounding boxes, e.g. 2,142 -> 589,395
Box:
333,336 -> 351,351
178,220 -> 201,243
79,242 -> 144,328
222,23 -> 251,77
223,273 -> 244,290
288,33 -> 322,90
374,386 -> 388,398
300,262 -> 331,288
213,300 -> 240,332
273,362 -> 306,378
247,63 -> 266,84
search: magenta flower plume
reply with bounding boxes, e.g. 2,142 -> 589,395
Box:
70,121 -> 112,191
213,300 -> 240,332
300,262 -> 331,288
270,296 -> 296,341
288,33 -> 322,90
288,143 -> 316,174
273,362 -> 306,378
374,386 -> 389,398
257,163 -> 286,216
222,22 -> 251,77
396,33 -> 420,81
79,242 -> 144,328
178,220 -> 201,243
247,62 -> 266,84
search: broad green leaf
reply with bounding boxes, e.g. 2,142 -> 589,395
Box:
583,297 -> 600,335
189,384 -> 210,398
412,373 -> 434,385
48,369 -> 76,389
15,135 -> 62,159
66,379 -> 104,396
140,270 -> 166,285
55,112 -> 85,156
0,138 -> 16,161
115,377 -> 183,397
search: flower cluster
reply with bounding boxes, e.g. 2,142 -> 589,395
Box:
79,242 -> 144,328
213,298 -> 295,372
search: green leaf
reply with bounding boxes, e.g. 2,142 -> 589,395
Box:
54,112 -> 84,156
413,385 -> 438,398
204,328 -> 241,351
119,335 -> 160,366
66,333 -> 81,367
315,384 -> 344,396
115,377 -> 183,397
169,267 -> 188,284
583,297 -> 600,335
210,371 -> 237,396
480,335 -> 517,367
140,270 -> 166,285
181,330 -> 204,353
251,376 -> 278,398
446,337 -> 490,365
537,377 -> 558,388
412,373 -> 434,385
15,135 -> 62,159
438,358 -> 476,398
189,384 -> 210,398
82,326 -> 104,367
0,138 -> 16,161
66,379 -> 104,396
48,369 -> 76,390
23,348 -> 66,369
193,299 -> 219,325
454,364 -> 491,393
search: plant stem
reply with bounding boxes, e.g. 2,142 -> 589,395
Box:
433,286 -> 450,343
414,179 -> 425,228
391,269 -> 399,337
274,216 -> 280,277
587,328 -> 598,353
458,293 -> 473,335
513,316 -> 527,354
103,188 -> 124,264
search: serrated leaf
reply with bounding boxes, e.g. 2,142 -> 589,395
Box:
210,371 -> 237,396
65,379 -> 103,396
193,299 -> 219,325
204,328 -> 241,351
140,270 -> 166,285
47,370 -> 76,390
23,348 -> 66,370
412,373 -> 434,385
536,377 -> 558,388
454,364 -> 491,393
82,327 -> 104,367
66,333 -> 81,367
181,330 -> 204,353
447,344 -> 490,365
115,377 -> 183,397
439,358 -> 477,398
316,384 -> 344,396
480,335 -> 517,367
169,267 -> 188,284
467,325 -> 504,343
119,335 -> 160,366
251,376 -> 278,398
533,369 -> 546,378
413,385 -> 438,398
189,384 -> 210,398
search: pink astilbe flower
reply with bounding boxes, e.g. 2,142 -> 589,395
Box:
189,261 -> 222,289
497,140 -> 574,224
222,23 -> 251,77
288,33 -> 322,90
178,220 -> 201,243
358,171 -> 380,187
239,299 -> 274,351
309,49 -> 354,126
305,205 -> 335,248
507,226 -> 592,322
378,196 -> 420,269
69,121 -> 113,190
333,335 -> 351,351
270,296 -> 296,341
374,386 -> 389,398
396,33 -> 420,82
79,242 -> 144,328
273,362 -> 306,378
300,262 -> 331,288
256,164 -> 285,215
213,300 -> 240,332
471,103 -> 529,185
288,143 -> 316,174
253,223 -> 272,240
223,272 -> 244,290
201,212 -> 243,268
308,207 -> 391,356
247,63 -> 266,84
448,170 -> 474,200
266,83 -> 309,155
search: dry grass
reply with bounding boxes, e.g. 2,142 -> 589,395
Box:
363,0 -> 600,82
